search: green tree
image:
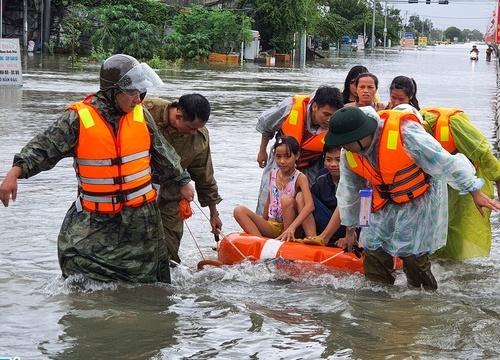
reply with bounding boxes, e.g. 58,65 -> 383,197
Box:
61,4 -> 91,66
385,7 -> 404,45
89,4 -> 161,59
315,0 -> 368,45
163,5 -> 253,60
406,15 -> 434,40
462,29 -> 484,42
316,0 -> 402,48
314,11 -> 354,46
444,26 -> 462,43
237,0 -> 321,53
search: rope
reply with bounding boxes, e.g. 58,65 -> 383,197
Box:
191,200 -> 211,223
191,201 -> 248,261
184,220 -> 206,260
178,198 -> 193,220
319,250 -> 345,264
182,200 -> 222,263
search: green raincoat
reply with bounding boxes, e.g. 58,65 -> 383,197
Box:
422,109 -> 500,260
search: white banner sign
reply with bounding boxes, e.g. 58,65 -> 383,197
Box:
0,38 -> 23,86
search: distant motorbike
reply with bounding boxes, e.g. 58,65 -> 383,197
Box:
470,51 -> 479,61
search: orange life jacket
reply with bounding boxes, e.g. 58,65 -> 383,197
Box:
280,95 -> 325,168
420,107 -> 464,154
69,100 -> 156,213
345,110 -> 430,212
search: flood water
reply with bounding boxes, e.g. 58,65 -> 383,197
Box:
1,43 -> 500,359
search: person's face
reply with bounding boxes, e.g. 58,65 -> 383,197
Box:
341,135 -> 373,154
356,77 -> 377,106
311,103 -> 337,130
115,90 -> 142,113
389,88 -> 411,109
324,149 -> 341,179
274,145 -> 299,172
169,108 -> 205,135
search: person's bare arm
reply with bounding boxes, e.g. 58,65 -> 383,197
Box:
0,166 -> 22,207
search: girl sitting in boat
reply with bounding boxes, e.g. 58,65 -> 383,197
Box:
233,136 -> 315,242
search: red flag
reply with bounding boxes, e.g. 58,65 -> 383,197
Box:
496,2 -> 500,44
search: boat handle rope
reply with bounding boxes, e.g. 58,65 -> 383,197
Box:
319,251 -> 346,265
190,201 -> 250,269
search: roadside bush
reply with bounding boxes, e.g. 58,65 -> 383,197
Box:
89,4 -> 162,59
162,5 -> 253,61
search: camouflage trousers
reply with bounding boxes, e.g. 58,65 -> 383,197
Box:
158,198 -> 184,264
58,202 -> 171,283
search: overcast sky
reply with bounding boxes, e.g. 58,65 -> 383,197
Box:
393,1 -> 497,31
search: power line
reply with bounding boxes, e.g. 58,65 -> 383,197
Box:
409,15 -> 491,20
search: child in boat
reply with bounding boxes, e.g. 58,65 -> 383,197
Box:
233,135 -> 315,241
297,144 -> 360,247
307,144 -> 347,246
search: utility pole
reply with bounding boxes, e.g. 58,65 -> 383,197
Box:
383,2 -> 388,50
371,0 -> 376,50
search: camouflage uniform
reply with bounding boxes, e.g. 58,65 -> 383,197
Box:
12,93 -> 191,283
143,97 -> 222,263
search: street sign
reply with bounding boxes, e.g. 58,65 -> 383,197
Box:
0,38 -> 23,86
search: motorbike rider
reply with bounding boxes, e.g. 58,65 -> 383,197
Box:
470,45 -> 479,59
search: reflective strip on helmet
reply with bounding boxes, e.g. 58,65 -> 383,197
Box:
78,108 -> 95,129
75,150 -> 150,166
80,184 -> 153,203
79,168 -> 151,185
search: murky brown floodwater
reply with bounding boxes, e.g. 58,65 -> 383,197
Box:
1,43 -> 500,359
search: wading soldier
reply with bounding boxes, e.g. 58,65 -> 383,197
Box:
0,54 -> 194,283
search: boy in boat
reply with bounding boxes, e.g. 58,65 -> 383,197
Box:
295,144 -> 353,247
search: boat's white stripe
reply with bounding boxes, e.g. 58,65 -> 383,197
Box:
260,239 -> 283,259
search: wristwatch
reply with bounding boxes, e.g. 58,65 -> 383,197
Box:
346,225 -> 357,231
